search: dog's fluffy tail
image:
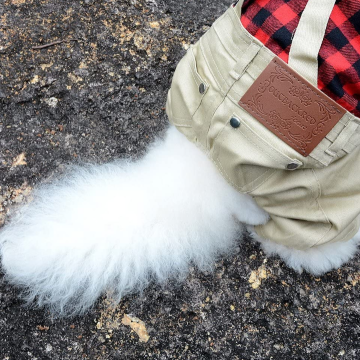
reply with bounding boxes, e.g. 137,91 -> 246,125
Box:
0,126 -> 268,316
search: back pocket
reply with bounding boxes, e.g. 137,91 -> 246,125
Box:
212,113 -> 302,193
167,45 -> 209,127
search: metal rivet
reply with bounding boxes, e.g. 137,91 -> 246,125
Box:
199,83 -> 206,94
286,162 -> 299,170
230,117 -> 241,128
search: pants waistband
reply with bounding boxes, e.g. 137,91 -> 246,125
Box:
200,4 -> 360,167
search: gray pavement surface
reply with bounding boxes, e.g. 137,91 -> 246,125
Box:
1,0 -> 360,359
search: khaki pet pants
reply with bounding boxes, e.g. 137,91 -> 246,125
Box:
166,0 -> 360,250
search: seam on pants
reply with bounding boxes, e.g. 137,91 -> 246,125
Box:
228,9 -> 272,65
213,122 -> 284,192
213,18 -> 267,77
188,54 -> 201,86
198,40 -> 228,149
212,151 -> 275,195
170,114 -> 194,121
211,154 -> 242,192
199,37 -> 223,95
199,39 -> 239,148
336,224 -> 357,244
228,11 -> 256,46
196,140 -> 247,194
171,121 -> 192,127
244,168 -> 277,194
226,12 -> 252,46
203,33 -> 228,92
311,169 -> 333,247
213,21 -> 238,61
229,83 -> 252,100
205,99 -> 227,149
235,127 -> 289,167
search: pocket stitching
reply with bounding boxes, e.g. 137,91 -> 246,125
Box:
203,32 -> 228,90
215,122 -> 280,192
239,122 -> 291,168
188,51 -> 202,87
170,47 -> 208,126
187,48 -> 209,118
215,151 -> 276,194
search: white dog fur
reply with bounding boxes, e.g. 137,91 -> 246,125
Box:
0,125 -> 359,315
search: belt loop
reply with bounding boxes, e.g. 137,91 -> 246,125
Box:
325,114 -> 359,157
229,42 -> 261,80
343,116 -> 360,154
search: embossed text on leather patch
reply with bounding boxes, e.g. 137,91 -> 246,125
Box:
239,58 -> 346,157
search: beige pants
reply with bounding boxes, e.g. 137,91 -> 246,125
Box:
166,1 -> 360,250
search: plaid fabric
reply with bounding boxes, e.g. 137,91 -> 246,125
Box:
241,0 -> 360,117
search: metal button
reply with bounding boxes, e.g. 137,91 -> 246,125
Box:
199,83 -> 206,94
230,117 -> 241,128
286,162 -> 299,170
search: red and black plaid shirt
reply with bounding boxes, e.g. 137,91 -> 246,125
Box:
240,0 -> 360,117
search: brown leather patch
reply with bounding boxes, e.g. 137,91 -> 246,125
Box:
239,58 -> 346,156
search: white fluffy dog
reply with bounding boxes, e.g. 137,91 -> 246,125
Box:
1,125 -> 359,315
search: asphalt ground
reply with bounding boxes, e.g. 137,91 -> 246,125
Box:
0,0 -> 360,359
